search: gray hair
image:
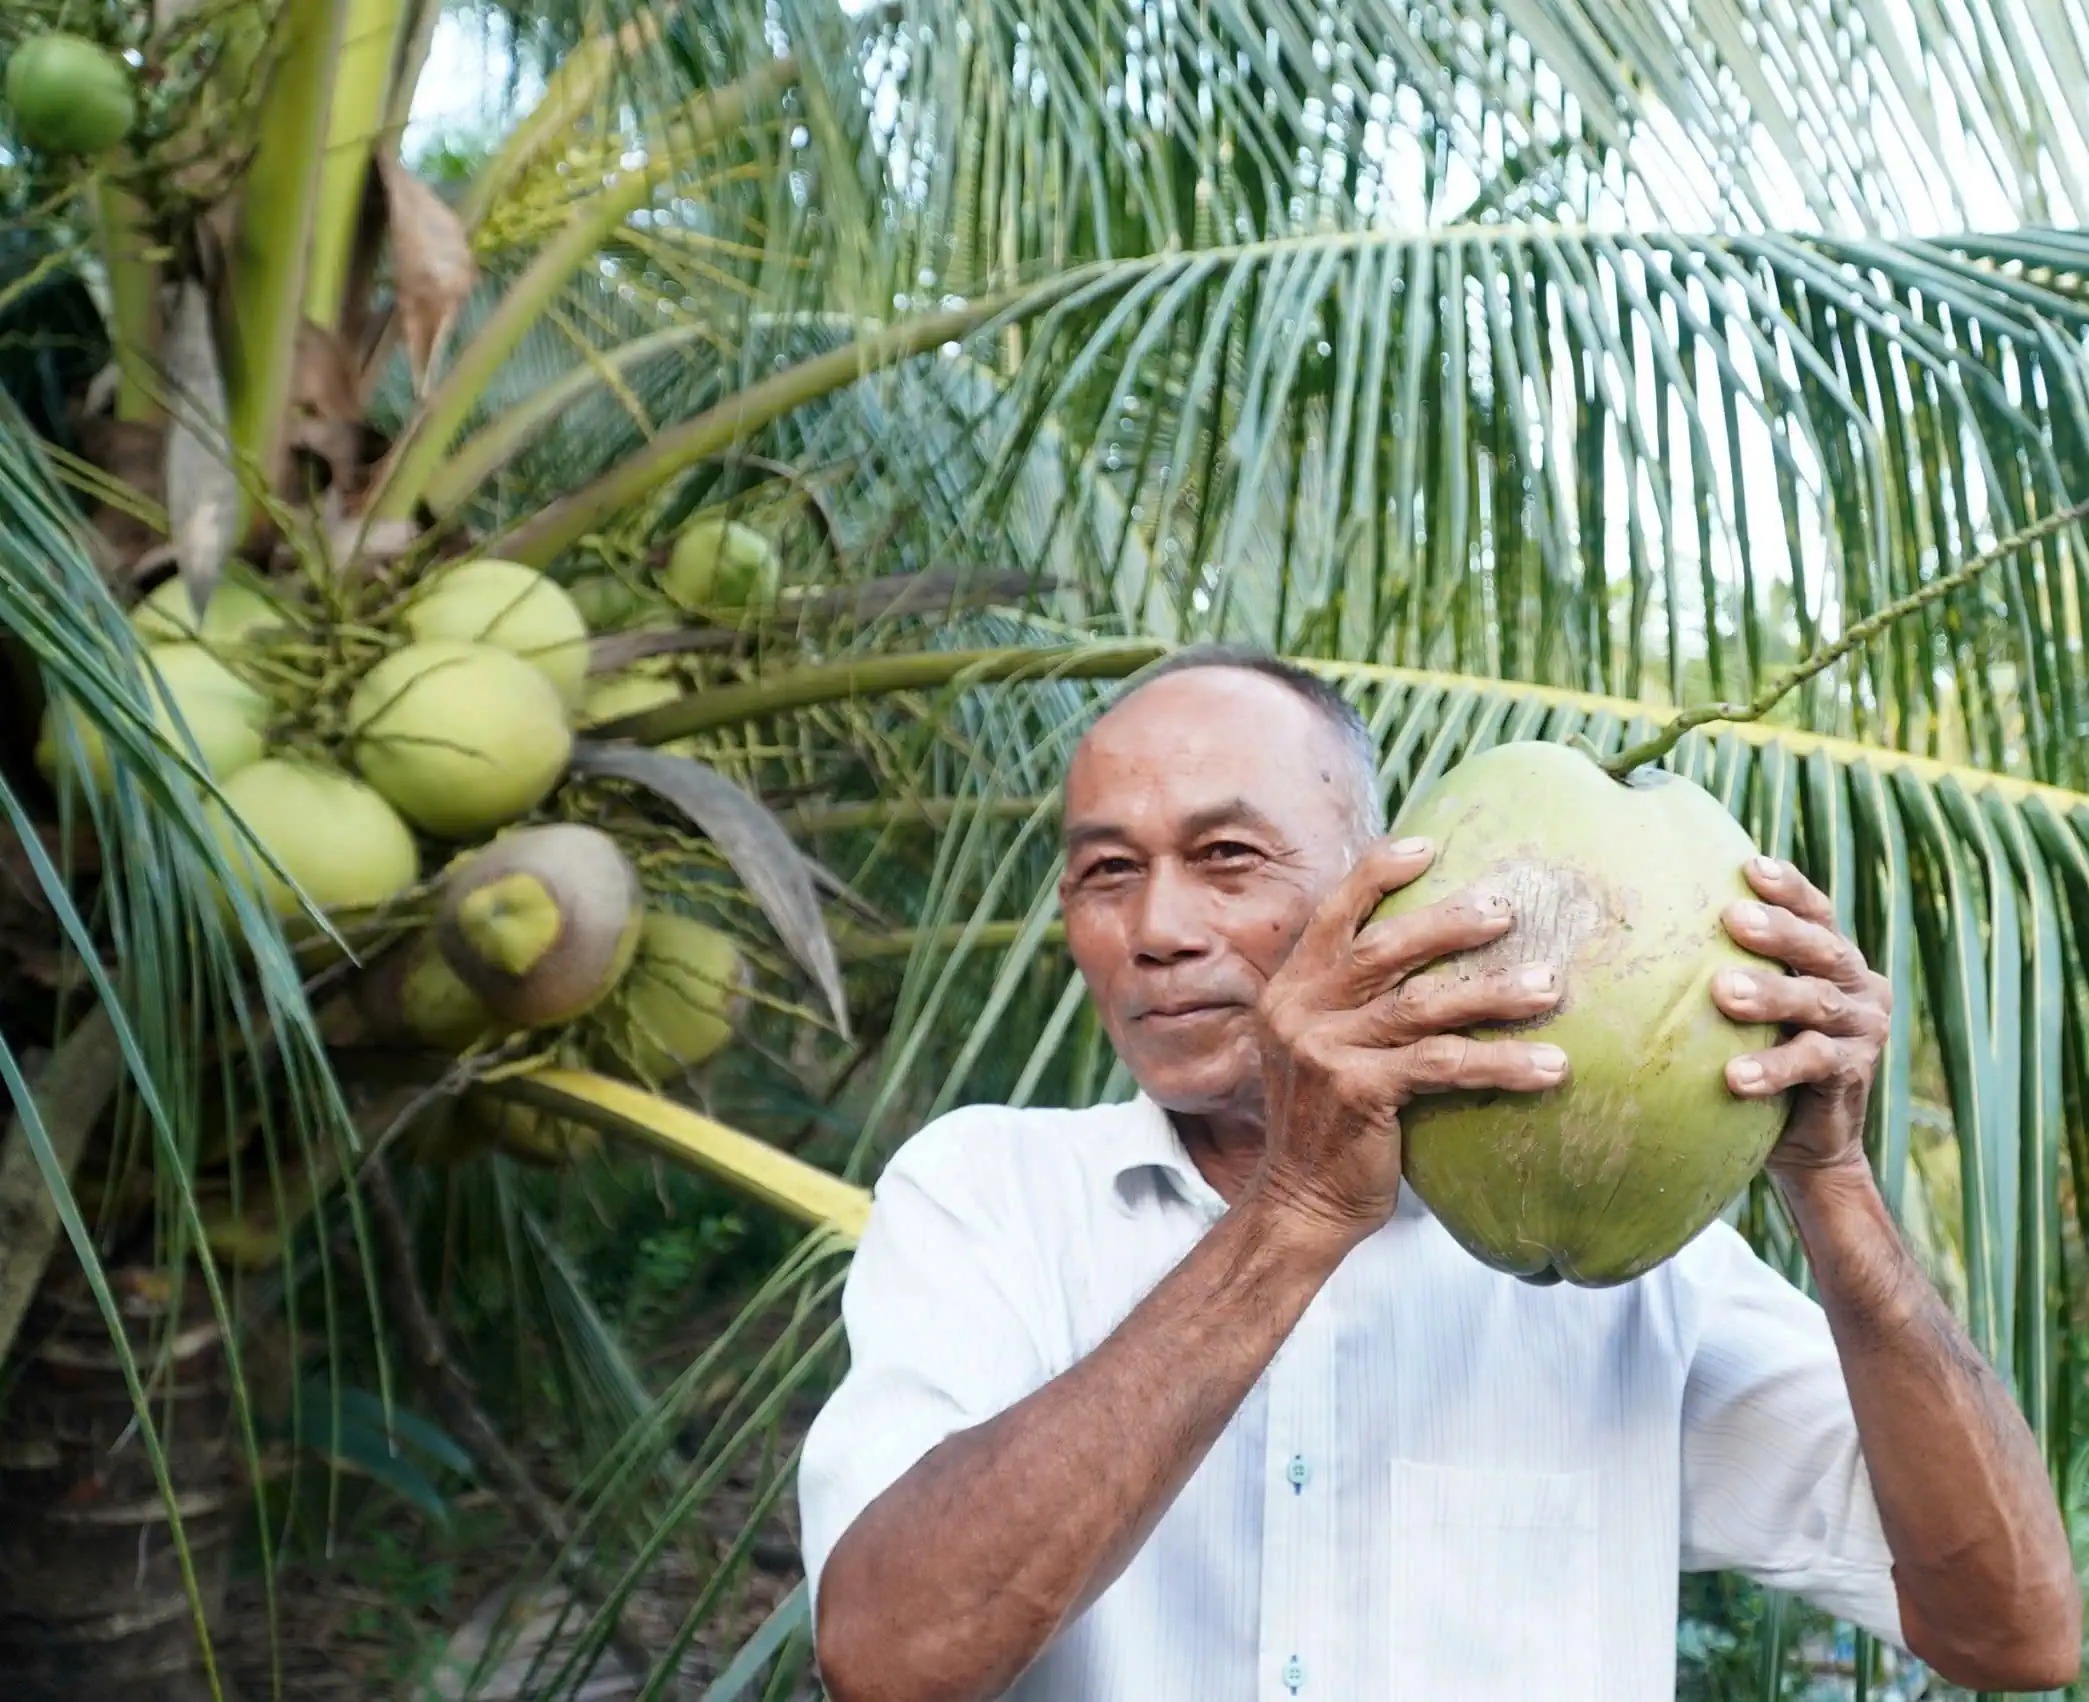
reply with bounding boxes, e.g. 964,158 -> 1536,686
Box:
1097,643 -> 1387,839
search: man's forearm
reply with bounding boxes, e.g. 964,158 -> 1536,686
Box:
814,1193 -> 1345,1702
1779,1158 -> 2080,1689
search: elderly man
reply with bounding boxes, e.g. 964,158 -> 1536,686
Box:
797,647 -> 2078,1702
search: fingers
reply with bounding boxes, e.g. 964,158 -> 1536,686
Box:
1712,967 -> 1886,1039
1345,885 -> 1516,998
1724,893 -> 1873,991
1725,1029 -> 1869,1098
1742,855 -> 1837,928
1291,835 -> 1443,972
1390,1031 -> 1570,1099
1357,959 -> 1563,1044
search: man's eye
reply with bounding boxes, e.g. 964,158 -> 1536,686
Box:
1083,856 -> 1136,881
1202,841 -> 1260,864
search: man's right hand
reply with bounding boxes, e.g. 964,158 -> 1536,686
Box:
1248,834 -> 1570,1250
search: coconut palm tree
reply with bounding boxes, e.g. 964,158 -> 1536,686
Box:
5,0 -> 2089,1697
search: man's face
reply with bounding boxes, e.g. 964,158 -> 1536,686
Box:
1058,668 -> 1369,1122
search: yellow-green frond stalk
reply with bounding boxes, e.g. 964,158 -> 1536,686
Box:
304,0 -> 410,328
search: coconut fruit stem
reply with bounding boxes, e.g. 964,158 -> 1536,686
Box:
456,873 -> 562,977
1603,495 -> 2089,781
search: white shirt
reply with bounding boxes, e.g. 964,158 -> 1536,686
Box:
796,1095 -> 1906,1702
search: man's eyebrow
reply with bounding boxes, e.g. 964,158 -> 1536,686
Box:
1062,798 -> 1281,856
1181,799 -> 1283,841
1063,820 -> 1127,857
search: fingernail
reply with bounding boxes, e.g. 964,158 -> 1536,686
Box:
1722,969 -> 1757,1003
1390,836 -> 1431,856
1730,1059 -> 1765,1089
1532,1045 -> 1568,1075
1520,965 -> 1556,992
1732,902 -> 1769,929
1750,855 -> 1782,879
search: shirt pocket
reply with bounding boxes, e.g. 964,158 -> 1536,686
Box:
1387,1459 -> 1600,1702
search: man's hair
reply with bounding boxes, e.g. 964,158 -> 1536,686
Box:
1101,643 -> 1387,837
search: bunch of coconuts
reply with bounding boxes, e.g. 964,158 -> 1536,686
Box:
36,520 -> 782,1163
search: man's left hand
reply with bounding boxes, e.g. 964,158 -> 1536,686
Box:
1711,856 -> 1893,1175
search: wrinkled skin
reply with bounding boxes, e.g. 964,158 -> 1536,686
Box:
1716,857 -> 1896,1178
1057,667 -> 1566,1227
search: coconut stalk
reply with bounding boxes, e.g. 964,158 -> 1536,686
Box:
587,640 -> 1167,745
370,56 -> 801,523
223,0 -> 352,493
493,1068 -> 871,1241
1604,497 -> 2089,780
303,0 -> 410,330
92,182 -> 161,425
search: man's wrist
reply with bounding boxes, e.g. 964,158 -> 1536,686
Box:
1231,1177 -> 1369,1283
1768,1149 -> 1927,1330
1767,1147 -> 1880,1213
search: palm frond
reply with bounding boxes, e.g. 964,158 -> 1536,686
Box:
0,399 -> 374,1684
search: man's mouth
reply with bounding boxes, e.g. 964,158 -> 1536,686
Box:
1136,1000 -> 1240,1023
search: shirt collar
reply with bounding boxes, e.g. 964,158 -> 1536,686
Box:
1109,1092 -> 1222,1214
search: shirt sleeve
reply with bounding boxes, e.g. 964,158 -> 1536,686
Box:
1675,1220 -> 1906,1647
795,1112 -> 1054,1614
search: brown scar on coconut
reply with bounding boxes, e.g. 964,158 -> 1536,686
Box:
433,822 -> 645,1027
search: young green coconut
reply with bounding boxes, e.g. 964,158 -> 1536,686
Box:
402,558 -> 591,709
578,672 -> 699,757
456,1092 -> 602,1169
36,642 -> 268,792
209,758 -> 420,923
346,639 -> 573,838
131,566 -> 297,651
610,911 -> 745,1080
4,33 -> 135,154
431,822 -> 645,1027
662,516 -> 780,617
344,932 -> 500,1054
1369,740 -> 1787,1288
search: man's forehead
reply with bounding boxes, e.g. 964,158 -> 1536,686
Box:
1064,668 -> 1348,823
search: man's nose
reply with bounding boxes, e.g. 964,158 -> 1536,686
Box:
1131,861 -> 1213,964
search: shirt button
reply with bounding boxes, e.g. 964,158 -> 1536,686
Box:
1282,1654 -> 1305,1693
1286,1453 -> 1309,1492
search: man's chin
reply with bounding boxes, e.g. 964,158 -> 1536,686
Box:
1123,1053 -> 1262,1121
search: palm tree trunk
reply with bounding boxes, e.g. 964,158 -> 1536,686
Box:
0,1260 -> 239,1701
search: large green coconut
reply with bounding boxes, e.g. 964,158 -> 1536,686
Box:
36,642 -> 268,792
211,759 -> 419,922
4,34 -> 135,155
1369,740 -> 1790,1287
403,558 -> 590,708
346,639 -> 573,839
662,517 -> 779,616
